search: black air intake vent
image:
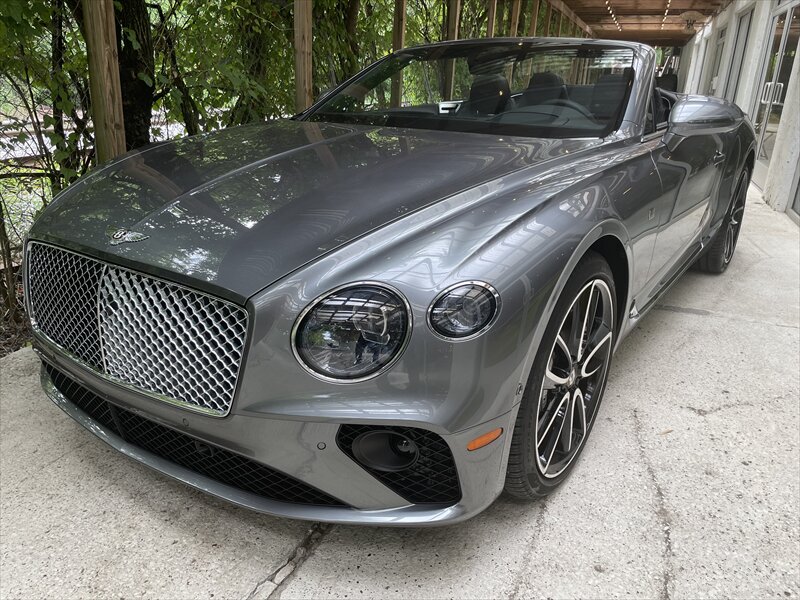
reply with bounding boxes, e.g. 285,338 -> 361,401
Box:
45,364 -> 346,507
337,424 -> 461,505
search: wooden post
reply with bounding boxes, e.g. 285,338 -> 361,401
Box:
294,0 -> 313,113
445,0 -> 460,41
392,0 -> 406,51
82,0 -> 125,162
543,1 -> 552,36
443,0 -> 460,100
486,0 -> 497,37
509,0 -> 521,37
390,0 -> 406,107
528,0 -> 540,35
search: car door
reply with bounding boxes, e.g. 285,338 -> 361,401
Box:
647,96 -> 726,285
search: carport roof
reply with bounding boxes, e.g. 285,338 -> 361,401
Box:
569,0 -> 729,46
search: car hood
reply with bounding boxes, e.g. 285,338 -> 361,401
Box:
31,120 -> 597,300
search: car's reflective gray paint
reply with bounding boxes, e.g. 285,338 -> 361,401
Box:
32,120 -> 601,304
28,39 -> 756,525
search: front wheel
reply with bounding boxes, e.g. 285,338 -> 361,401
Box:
695,168 -> 750,274
505,252 -> 616,499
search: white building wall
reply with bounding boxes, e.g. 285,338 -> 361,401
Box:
763,41 -> 800,213
677,0 -> 799,215
678,0 -> 774,115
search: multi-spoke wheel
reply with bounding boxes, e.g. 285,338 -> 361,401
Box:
505,252 -> 616,499
695,168 -> 750,274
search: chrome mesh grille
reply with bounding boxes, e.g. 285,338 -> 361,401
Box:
26,244 -> 105,369
26,242 -> 248,416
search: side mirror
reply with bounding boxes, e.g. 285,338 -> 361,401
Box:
663,96 -> 742,152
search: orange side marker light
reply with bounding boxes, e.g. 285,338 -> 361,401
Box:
466,427 -> 503,451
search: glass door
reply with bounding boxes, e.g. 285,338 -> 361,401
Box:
752,6 -> 799,187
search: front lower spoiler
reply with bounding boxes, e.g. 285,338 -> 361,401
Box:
39,363 -> 516,527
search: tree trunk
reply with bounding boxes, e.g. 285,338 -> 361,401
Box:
342,0 -> 360,77
0,206 -> 18,319
116,0 -> 154,150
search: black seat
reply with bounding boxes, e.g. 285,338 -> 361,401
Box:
590,68 -> 633,120
521,72 -> 566,107
465,74 -> 512,116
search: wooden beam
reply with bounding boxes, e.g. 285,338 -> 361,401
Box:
548,0 -> 593,36
443,0 -> 461,100
82,0 -> 125,162
527,0 -> 540,35
391,0 -> 406,107
294,0 -> 313,113
509,0 -> 522,36
487,0 -> 497,36
557,11 -> 564,35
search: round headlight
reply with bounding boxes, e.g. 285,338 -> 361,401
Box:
428,282 -> 500,340
293,284 -> 411,382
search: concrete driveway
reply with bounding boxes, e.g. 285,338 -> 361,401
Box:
1,189 -> 798,599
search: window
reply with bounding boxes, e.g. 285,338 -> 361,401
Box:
707,28 -> 727,96
305,44 -> 636,139
724,9 -> 753,102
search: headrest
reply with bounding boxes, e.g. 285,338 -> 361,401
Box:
468,74 -> 512,115
527,72 -> 564,89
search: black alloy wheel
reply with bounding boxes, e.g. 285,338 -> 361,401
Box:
505,252 -> 616,499
695,168 -> 750,274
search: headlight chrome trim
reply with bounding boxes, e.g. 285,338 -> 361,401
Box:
426,281 -> 501,342
291,281 -> 413,384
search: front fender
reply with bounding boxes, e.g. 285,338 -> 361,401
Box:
512,217 -> 632,411
238,148 -> 637,434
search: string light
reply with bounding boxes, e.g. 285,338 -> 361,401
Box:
661,0 -> 671,30
606,1 -> 622,32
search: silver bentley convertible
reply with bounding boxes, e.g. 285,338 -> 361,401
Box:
24,39 -> 755,525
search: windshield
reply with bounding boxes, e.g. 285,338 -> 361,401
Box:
303,43 -> 636,139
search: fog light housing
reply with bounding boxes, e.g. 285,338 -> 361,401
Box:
351,430 -> 420,472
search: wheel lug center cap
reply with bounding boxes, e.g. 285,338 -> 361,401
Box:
567,369 -> 578,388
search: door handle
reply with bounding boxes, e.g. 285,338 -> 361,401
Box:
772,82 -> 784,105
761,81 -> 773,104
713,150 -> 726,165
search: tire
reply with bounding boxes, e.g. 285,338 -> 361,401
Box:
694,168 -> 750,274
505,251 -> 616,500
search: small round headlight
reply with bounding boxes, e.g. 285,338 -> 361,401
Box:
428,282 -> 500,340
293,284 -> 411,382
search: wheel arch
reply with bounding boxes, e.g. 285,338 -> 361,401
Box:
744,147 -> 755,177
587,234 -> 629,338
516,220 -> 633,406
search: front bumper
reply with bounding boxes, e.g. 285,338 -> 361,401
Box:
37,348 -> 517,526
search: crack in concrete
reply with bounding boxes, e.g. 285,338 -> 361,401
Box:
244,522 -> 333,600
632,409 -> 674,600
683,401 -> 754,417
508,499 -> 548,600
